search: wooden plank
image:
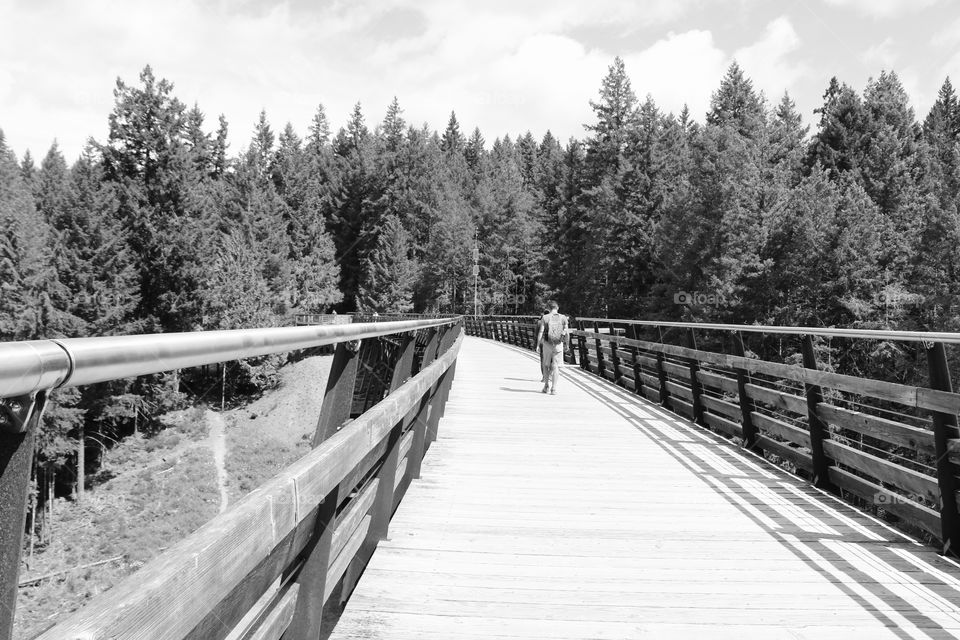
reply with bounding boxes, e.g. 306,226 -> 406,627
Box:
331,479 -> 378,562
324,516 -> 371,601
637,355 -> 658,370
245,584 -> 299,640
821,440 -> 940,503
641,387 -> 661,403
754,435 -> 814,473
751,412 -> 811,449
816,403 -> 936,455
827,467 -> 942,539
664,380 -> 694,401
394,457 -> 409,492
639,372 -> 661,389
667,396 -> 694,418
614,363 -> 636,380
398,428 -> 414,460
697,370 -> 739,394
661,360 -> 689,379
699,394 -> 742,421
703,412 -> 743,438
745,383 -> 807,416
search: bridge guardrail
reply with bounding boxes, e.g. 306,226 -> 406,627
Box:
0,317 -> 463,640
467,315 -> 960,558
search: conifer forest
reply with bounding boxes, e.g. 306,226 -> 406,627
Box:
3,57 -> 960,534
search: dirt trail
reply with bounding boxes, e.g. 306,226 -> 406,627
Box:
205,410 -> 230,513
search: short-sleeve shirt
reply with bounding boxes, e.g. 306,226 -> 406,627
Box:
539,312 -> 568,344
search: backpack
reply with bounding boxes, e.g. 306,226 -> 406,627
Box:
545,313 -> 565,345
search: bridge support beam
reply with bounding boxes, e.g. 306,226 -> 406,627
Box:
800,335 -> 836,491
925,341 -> 960,558
0,392 -> 46,640
313,340 -> 361,446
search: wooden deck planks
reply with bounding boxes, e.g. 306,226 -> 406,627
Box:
328,338 -> 960,640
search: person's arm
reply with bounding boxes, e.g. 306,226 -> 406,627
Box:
535,317 -> 545,348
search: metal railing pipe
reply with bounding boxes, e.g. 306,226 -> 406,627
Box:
0,318 -> 457,399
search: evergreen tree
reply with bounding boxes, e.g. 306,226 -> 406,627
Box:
441,111 -> 465,154
357,214 -> 417,312
212,114 -> 229,177
706,62 -> 766,139
807,77 -> 867,178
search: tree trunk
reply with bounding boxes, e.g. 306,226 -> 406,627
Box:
76,425 -> 85,503
28,456 -> 36,562
46,469 -> 55,543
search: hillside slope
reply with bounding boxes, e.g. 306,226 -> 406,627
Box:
14,353 -> 332,640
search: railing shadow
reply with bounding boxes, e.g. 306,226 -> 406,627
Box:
484,339 -> 960,638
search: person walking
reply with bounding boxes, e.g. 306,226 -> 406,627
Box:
536,300 -> 568,395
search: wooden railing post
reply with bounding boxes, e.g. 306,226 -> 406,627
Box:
686,329 -> 706,426
415,327 -> 442,459
731,331 -> 760,451
925,341 -> 960,557
593,321 -> 606,379
388,331 -> 417,391
627,325 -> 643,396
0,392 -> 47,640
407,391 -> 433,481
609,322 -> 623,387
655,328 -> 671,408
576,320 -> 588,370
284,485 -> 339,640
801,334 -> 836,491
313,340 -> 361,446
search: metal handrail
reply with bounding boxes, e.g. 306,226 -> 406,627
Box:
0,318 -> 459,399
574,317 -> 960,344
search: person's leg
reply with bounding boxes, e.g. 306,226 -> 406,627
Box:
548,343 -> 562,393
540,342 -> 550,392
539,342 -> 548,383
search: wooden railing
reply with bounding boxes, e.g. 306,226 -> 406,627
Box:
462,315 -> 578,364
467,315 -> 960,558
0,318 -> 463,640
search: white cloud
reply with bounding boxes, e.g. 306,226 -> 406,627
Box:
932,16 -> 960,47
1,0 -> 943,164
732,16 -> 807,105
623,30 -> 728,119
862,37 -> 898,68
821,0 -> 942,18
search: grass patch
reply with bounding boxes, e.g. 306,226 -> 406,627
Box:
225,418 -> 312,499
15,448 -> 219,639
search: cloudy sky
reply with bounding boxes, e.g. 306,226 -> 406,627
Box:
1,0 -> 958,161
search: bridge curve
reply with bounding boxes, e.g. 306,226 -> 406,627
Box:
332,337 -> 960,639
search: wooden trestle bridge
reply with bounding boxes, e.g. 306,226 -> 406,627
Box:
2,315 -> 960,639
